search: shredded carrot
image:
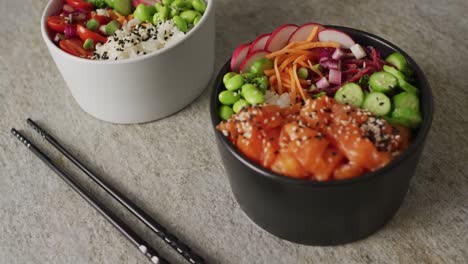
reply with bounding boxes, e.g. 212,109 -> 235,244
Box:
293,64 -> 307,101
127,14 -> 134,20
264,69 -> 276,76
306,26 -> 319,42
108,10 -> 119,20
298,61 -> 309,68
279,54 -> 303,72
288,68 -> 297,103
308,60 -> 323,78
274,57 -> 283,94
266,49 -> 315,60
294,41 -> 340,50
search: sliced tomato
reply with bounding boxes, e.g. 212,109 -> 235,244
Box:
77,24 -> 107,43
91,13 -> 112,25
66,0 -> 94,11
47,16 -> 68,33
59,39 -> 93,58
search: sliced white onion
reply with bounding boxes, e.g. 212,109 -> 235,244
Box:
316,77 -> 330,89
350,44 -> 367,59
328,69 -> 342,85
332,48 -> 344,60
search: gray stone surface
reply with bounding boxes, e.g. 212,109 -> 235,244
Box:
1,0 -> 467,263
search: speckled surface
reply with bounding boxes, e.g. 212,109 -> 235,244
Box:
1,0 -> 467,263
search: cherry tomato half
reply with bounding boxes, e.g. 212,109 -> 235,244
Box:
66,0 -> 94,11
47,16 -> 68,33
77,24 -> 107,43
59,39 -> 94,58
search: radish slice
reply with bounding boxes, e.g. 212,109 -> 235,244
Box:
265,24 -> 298,52
248,33 -> 271,54
318,29 -> 356,49
230,43 -> 251,72
287,23 -> 324,43
239,50 -> 271,73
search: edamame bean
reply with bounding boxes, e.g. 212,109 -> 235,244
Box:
298,67 -> 309,79
241,84 -> 258,97
241,72 -> 256,81
191,0 -> 206,13
193,14 -> 202,25
225,74 -> 244,91
172,0 -> 191,9
219,105 -> 234,120
218,90 -> 241,105
134,4 -> 155,22
180,10 -> 200,24
309,83 -> 317,91
223,72 -> 237,85
159,5 -> 170,20
250,58 -> 273,76
233,99 -> 249,113
155,3 -> 163,12
244,88 -> 265,105
170,7 -> 180,17
114,0 -> 133,16
173,16 -> 188,32
253,76 -> 269,92
162,0 -> 174,5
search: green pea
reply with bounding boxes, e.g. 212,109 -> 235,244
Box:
250,58 -> 273,76
219,105 -> 234,120
219,90 -> 241,105
309,83 -> 317,91
241,84 -> 258,97
244,88 -> 265,105
173,16 -> 188,32
191,0 -> 206,13
253,76 -> 269,92
223,72 -> 237,85
134,4 -> 155,22
193,14 -> 202,25
298,67 -> 309,79
180,10 -> 200,24
153,13 -> 162,25
162,0 -> 174,5
224,74 -> 244,91
233,99 -> 249,113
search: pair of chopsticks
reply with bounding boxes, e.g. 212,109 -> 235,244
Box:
11,119 -> 205,264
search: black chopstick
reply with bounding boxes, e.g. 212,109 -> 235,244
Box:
25,119 -> 205,264
11,128 -> 169,264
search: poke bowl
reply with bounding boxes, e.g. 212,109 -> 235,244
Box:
210,24 -> 433,245
41,0 -> 215,124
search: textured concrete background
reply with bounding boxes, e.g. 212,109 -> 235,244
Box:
1,0 -> 467,263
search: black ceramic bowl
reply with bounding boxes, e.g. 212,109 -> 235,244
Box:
210,26 -> 433,245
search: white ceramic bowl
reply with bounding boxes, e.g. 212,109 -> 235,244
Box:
41,0 -> 215,124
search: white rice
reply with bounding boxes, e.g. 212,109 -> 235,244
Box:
264,90 -> 291,108
94,19 -> 186,60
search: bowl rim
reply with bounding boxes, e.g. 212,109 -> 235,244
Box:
40,0 -> 214,65
210,25 -> 434,187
